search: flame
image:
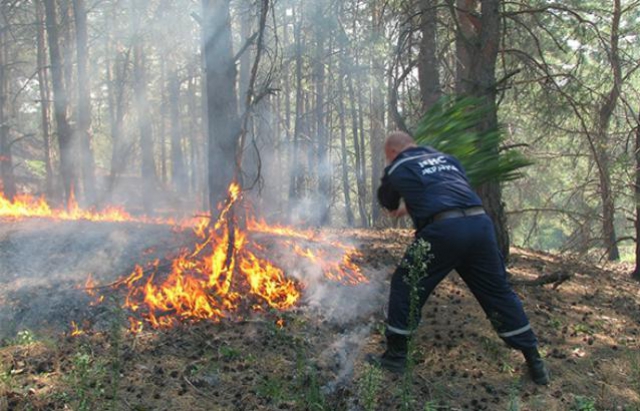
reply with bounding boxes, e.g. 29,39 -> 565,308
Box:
70,321 -> 85,337
116,183 -> 305,329
1,183 -> 367,330
0,192 -> 199,226
108,182 -> 367,330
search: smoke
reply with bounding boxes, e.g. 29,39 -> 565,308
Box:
0,219 -> 192,340
320,325 -> 374,394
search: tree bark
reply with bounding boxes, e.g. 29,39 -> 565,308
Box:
454,0 -> 509,258
593,0 -> 621,261
73,0 -> 96,205
36,0 -> 54,199
633,106 -> 640,280
0,7 -> 16,200
338,66 -> 355,227
370,1 -> 386,226
44,0 -> 76,205
313,1 -> 330,225
289,3 -> 305,205
347,69 -> 368,227
202,0 -> 240,212
169,68 -> 187,195
418,0 -> 441,110
131,2 -> 157,214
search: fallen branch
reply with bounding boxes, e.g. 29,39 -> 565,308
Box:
511,270 -> 572,289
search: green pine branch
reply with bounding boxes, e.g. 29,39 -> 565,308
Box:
412,96 -> 533,188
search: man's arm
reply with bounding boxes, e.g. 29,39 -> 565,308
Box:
377,175 -> 401,211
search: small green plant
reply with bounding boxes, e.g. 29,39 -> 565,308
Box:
507,379 -> 522,411
219,345 -> 241,360
358,363 -> 383,411
547,317 -> 562,330
11,330 -> 35,346
572,395 -> 597,411
400,238 -> 432,411
72,352 -> 94,411
424,400 -> 438,411
257,375 -> 288,403
501,360 -> 515,374
573,323 -> 594,335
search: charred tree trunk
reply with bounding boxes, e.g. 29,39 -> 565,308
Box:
169,69 -> 187,195
454,0 -> 509,258
44,0 -> 76,205
36,1 -> 54,199
131,3 -> 157,214
0,9 -> 16,200
418,0 -> 441,110
202,0 -> 240,211
73,0 -> 96,205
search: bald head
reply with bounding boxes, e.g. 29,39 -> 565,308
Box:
384,131 -> 416,163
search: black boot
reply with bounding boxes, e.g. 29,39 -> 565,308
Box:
366,334 -> 408,373
522,347 -> 550,385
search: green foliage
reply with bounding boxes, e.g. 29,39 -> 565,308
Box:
413,96 -> 533,188
399,238 -> 433,411
10,330 -> 35,346
357,363 -> 384,411
572,395 -> 597,411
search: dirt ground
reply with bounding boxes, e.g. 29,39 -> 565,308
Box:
1,225 -> 639,411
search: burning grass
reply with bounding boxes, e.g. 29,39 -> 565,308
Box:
1,236 -> 640,410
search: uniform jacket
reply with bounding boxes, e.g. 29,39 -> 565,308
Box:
377,146 -> 483,230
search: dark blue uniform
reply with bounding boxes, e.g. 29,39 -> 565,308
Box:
378,146 -> 537,350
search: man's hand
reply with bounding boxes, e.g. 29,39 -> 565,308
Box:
388,204 -> 407,218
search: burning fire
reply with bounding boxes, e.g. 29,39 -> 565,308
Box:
70,321 -> 85,337
0,184 -> 367,330
113,183 -> 367,329
0,191 -> 190,225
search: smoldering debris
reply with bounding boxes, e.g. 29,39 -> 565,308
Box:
0,219 -> 193,339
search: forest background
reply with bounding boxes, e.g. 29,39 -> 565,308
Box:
1,0 -> 639,271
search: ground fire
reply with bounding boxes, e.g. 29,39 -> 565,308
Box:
0,184 -> 367,331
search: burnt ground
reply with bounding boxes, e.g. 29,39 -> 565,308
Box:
1,225 -> 640,411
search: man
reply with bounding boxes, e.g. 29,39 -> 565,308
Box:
368,131 -> 549,385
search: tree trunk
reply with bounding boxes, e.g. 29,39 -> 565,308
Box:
187,68 -> 200,195
169,69 -> 187,195
36,1 -> 54,199
0,8 -> 16,200
131,2 -> 157,214
594,0 -> 621,261
106,43 -> 130,195
202,0 -> 240,212
159,59 -> 168,185
370,1 -> 386,226
347,69 -> 368,227
313,2 -> 330,225
633,106 -> 640,280
418,0 -> 441,110
338,67 -> 355,227
73,0 -> 96,205
454,0 -> 509,258
289,3 -> 305,205
44,0 -> 76,205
